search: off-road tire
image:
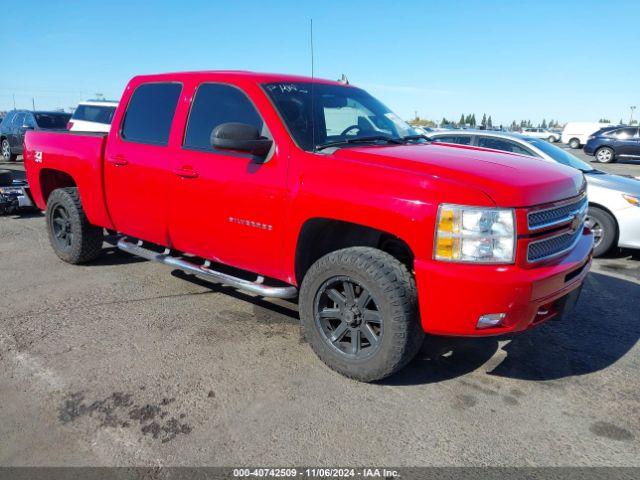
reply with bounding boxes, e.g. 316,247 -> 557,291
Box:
586,206 -> 617,257
46,187 -> 103,264
299,247 -> 424,382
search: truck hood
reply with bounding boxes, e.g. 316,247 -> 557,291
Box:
330,143 -> 585,207
585,171 -> 640,196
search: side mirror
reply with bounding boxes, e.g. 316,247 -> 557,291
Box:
211,123 -> 273,157
21,124 -> 34,130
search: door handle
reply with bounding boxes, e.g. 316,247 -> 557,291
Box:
108,155 -> 128,166
174,167 -> 199,179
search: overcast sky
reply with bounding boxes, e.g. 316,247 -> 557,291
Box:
1,0 -> 637,125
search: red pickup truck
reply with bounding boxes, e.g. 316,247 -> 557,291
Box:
24,71 -> 593,381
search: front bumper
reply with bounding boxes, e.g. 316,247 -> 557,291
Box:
414,229 -> 593,336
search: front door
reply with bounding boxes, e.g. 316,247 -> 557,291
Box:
168,82 -> 289,280
104,82 -> 182,245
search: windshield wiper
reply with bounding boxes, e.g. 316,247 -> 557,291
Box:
315,135 -> 403,151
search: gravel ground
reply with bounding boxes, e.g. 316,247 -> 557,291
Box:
1,154 -> 639,467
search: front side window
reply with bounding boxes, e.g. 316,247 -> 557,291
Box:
478,137 -> 534,156
121,83 -> 181,145
184,83 -> 265,151
263,82 -> 418,151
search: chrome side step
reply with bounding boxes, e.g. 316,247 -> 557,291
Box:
117,237 -> 298,299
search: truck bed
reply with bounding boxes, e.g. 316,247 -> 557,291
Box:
23,129 -> 114,229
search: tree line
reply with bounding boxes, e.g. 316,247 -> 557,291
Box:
412,113 -> 562,130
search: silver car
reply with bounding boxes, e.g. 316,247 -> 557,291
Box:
428,130 -> 640,257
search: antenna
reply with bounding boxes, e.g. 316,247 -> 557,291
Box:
310,18 -> 316,152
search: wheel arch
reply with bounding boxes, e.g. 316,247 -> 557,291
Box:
39,168 -> 77,204
588,201 -> 620,242
294,217 -> 415,285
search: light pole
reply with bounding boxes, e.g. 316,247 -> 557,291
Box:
630,106 -> 636,125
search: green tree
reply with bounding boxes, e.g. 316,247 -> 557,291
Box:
487,116 -> 493,128
459,114 -> 465,126
541,119 -> 547,129
470,114 -> 476,127
481,113 -> 487,127
511,120 -> 517,130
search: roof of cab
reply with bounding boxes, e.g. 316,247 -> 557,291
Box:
129,70 -> 348,87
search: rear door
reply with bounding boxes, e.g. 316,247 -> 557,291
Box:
9,113 -> 25,149
104,82 -> 182,245
168,82 -> 289,279
610,128 -> 639,157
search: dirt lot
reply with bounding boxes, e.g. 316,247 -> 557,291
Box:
1,153 -> 639,467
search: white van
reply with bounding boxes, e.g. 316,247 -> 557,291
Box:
561,122 -> 612,149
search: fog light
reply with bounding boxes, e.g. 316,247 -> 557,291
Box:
477,313 -> 506,329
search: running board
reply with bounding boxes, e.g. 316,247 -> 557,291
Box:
117,237 -> 298,299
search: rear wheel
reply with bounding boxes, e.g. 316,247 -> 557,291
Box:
299,247 -> 424,382
595,147 -> 615,163
46,187 -> 103,264
585,206 -> 617,257
1,139 -> 16,161
548,135 -> 556,142
569,138 -> 580,149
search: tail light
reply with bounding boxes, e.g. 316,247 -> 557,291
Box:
66,121 -> 74,130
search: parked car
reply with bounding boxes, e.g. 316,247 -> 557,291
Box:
583,126 -> 640,164
1,110 -> 71,161
520,127 -> 560,142
429,130 -> 640,256
68,100 -> 118,133
24,71 -> 592,382
0,169 -> 34,215
562,122 -> 613,149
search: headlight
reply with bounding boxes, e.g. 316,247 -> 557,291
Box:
623,194 -> 640,207
434,204 -> 516,263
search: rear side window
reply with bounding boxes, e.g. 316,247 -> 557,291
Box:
73,105 -> 117,125
34,113 -> 70,129
478,137 -> 534,156
121,83 -> 181,145
184,83 -> 264,151
432,135 -> 472,145
609,128 -> 638,139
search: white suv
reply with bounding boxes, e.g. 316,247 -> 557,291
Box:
68,100 -> 118,133
520,127 -> 560,142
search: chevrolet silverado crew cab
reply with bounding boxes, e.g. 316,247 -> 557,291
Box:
24,71 -> 593,382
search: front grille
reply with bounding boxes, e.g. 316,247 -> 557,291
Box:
528,196 -> 587,231
527,227 -> 582,262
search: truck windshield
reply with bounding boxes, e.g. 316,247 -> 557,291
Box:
263,82 -> 418,151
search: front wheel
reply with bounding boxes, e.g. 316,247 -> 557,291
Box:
548,135 -> 556,142
585,206 -> 617,257
1,139 -> 17,161
569,138 -> 580,149
46,187 -> 104,264
299,247 -> 424,382
595,147 -> 615,163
